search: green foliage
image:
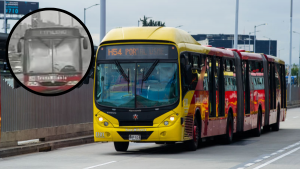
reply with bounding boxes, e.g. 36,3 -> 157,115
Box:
291,64 -> 299,76
140,15 -> 165,27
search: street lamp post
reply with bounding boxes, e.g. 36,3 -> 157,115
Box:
84,4 -> 99,25
254,23 -> 267,53
294,31 -> 300,85
288,0 -> 293,102
100,0 -> 106,43
4,0 -> 7,33
234,0 -> 239,49
248,31 -> 259,52
263,36 -> 271,55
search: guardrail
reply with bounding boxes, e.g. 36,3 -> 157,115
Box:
0,76 -> 93,148
287,85 -> 300,105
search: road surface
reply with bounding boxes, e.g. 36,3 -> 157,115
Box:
0,107 -> 300,169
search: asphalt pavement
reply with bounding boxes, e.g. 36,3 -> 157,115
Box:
0,108 -> 299,169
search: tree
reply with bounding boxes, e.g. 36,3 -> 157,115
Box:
139,15 -> 165,27
291,64 -> 299,76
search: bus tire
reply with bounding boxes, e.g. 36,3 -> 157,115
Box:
254,109 -> 262,137
185,117 -> 200,151
272,106 -> 280,131
263,125 -> 271,132
155,142 -> 165,144
114,142 -> 129,152
223,112 -> 233,144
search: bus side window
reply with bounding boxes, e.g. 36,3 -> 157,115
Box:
190,54 -> 199,90
180,53 -> 188,99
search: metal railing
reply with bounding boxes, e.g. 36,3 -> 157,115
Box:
0,76 -> 94,148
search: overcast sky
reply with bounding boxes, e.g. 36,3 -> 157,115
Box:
3,0 -> 300,64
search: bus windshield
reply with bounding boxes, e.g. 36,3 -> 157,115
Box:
26,38 -> 80,74
95,62 -> 179,108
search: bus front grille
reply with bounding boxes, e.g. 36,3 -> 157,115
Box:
119,121 -> 153,126
117,131 -> 154,140
39,82 -> 67,86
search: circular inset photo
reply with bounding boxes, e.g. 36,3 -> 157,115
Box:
7,8 -> 93,96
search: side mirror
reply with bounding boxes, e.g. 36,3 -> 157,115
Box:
83,37 -> 88,49
17,40 -> 22,53
83,76 -> 90,84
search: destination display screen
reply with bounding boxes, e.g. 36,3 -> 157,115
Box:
97,44 -> 178,60
26,29 -> 80,37
105,45 -> 169,59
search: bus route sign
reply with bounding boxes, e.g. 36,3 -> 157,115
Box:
0,1 -> 39,15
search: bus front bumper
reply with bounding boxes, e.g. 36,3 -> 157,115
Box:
94,120 -> 183,142
27,85 -> 73,93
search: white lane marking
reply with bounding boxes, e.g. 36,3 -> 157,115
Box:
83,161 -> 117,169
237,168 -> 244,169
293,116 -> 299,119
244,163 -> 254,167
253,146 -> 300,169
254,159 -> 263,163
263,156 -> 270,159
277,149 -> 284,153
270,153 -> 277,156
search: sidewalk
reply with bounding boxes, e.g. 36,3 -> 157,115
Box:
0,135 -> 96,158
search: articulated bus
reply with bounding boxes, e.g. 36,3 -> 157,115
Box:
93,27 -> 287,151
16,27 -> 88,93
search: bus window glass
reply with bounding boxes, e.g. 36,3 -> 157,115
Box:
95,63 -> 136,108
27,39 -> 51,73
53,39 -> 80,73
136,63 -> 179,108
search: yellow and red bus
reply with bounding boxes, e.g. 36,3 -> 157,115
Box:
93,27 -> 287,151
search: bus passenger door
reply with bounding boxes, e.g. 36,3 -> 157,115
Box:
243,61 -> 251,131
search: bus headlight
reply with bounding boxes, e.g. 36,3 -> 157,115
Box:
159,113 -> 179,127
26,82 -> 39,86
66,81 -> 78,85
96,115 -> 113,128
170,116 -> 175,121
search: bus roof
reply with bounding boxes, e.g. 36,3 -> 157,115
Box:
101,27 -> 235,58
101,27 -> 200,45
240,52 -> 263,61
265,55 -> 285,65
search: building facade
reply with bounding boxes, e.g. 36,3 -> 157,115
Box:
191,34 -> 277,57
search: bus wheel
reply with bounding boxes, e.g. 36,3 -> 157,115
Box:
223,113 -> 233,144
254,110 -> 262,137
272,107 -> 280,131
185,118 -> 199,151
155,142 -> 165,144
263,125 -> 271,132
114,142 -> 129,152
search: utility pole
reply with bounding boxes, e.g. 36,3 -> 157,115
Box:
4,0 -> 6,33
288,0 -> 293,102
234,0 -> 239,49
100,0 -> 106,43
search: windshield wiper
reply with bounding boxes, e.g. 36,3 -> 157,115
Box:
141,60 -> 159,93
142,60 -> 159,81
114,61 -> 129,82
